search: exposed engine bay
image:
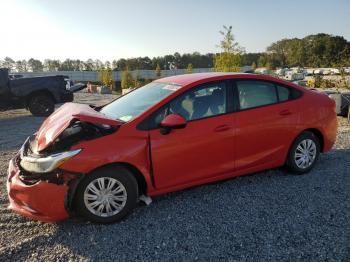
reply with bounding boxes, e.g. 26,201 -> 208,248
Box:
40,120 -> 117,154
18,120 -> 118,185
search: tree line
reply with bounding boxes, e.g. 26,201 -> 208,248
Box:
1,33 -> 349,73
0,54 -> 216,72
261,33 -> 350,69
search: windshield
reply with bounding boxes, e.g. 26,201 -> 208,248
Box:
100,82 -> 181,121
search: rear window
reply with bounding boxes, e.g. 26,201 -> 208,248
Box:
277,85 -> 290,102
276,84 -> 302,101
236,81 -> 278,109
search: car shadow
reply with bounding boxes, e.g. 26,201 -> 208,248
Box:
2,149 -> 349,261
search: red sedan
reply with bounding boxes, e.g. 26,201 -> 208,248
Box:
7,73 -> 337,223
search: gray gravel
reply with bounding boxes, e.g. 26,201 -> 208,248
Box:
0,93 -> 350,261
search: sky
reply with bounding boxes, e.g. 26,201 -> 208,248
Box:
0,0 -> 349,61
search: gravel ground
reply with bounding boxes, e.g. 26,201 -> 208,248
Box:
0,93 -> 350,261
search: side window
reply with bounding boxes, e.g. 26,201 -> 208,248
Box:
236,81 -> 277,110
139,81 -> 227,130
169,82 -> 227,121
139,105 -> 168,130
277,85 -> 290,102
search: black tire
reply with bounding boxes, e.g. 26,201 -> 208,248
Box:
286,131 -> 320,174
28,94 -> 55,116
74,166 -> 138,224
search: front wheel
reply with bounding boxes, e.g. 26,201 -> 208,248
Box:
286,131 -> 320,174
74,166 -> 138,223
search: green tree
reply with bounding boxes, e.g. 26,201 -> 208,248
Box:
1,57 -> 15,71
265,62 -> 272,70
20,60 -> 28,72
15,60 -> 25,72
43,59 -> 60,71
59,59 -> 74,71
72,60 -> 83,71
214,25 -> 244,72
265,34 -> 350,68
27,58 -> 43,72
251,62 -> 257,70
94,59 -> 104,70
155,63 -> 161,77
121,68 -> 133,89
98,68 -> 113,87
84,59 -> 95,71
186,63 -> 193,73
112,60 -> 118,70
241,53 -> 262,66
105,61 -> 111,69
133,71 -> 142,88
258,55 -> 267,67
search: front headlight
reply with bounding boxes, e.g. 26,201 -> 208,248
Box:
20,149 -> 81,173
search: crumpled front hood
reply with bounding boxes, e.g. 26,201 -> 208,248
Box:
36,103 -> 122,152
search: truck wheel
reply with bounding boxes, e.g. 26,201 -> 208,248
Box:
28,94 -> 55,116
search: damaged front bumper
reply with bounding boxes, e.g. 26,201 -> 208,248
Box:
7,154 -> 80,222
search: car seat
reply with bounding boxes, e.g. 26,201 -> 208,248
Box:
191,98 -> 210,120
209,89 -> 225,115
171,94 -> 193,120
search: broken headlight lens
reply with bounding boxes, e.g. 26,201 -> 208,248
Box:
20,149 -> 81,173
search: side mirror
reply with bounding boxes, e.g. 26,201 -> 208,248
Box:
160,114 -> 187,134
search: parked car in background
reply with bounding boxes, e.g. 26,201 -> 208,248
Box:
284,71 -> 305,81
7,73 -> 337,223
0,68 -> 85,116
330,68 -> 340,75
305,69 -> 315,76
314,69 -> 323,75
325,91 -> 350,116
276,68 -> 287,76
322,69 -> 331,75
254,68 -> 269,74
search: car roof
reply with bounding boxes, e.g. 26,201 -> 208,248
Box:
154,72 -> 289,86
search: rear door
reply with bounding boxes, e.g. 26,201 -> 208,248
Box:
148,80 -> 237,189
233,80 -> 301,171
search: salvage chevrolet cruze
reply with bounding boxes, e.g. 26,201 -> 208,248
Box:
7,73 -> 337,223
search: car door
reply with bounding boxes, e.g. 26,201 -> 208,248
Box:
233,80 -> 301,171
148,81 -> 236,189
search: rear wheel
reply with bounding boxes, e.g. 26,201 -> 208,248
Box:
28,94 -> 54,116
74,166 -> 138,223
286,131 -> 320,174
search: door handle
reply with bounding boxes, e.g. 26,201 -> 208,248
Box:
279,109 -> 292,116
214,125 -> 231,132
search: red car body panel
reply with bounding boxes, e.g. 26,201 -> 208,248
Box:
234,98 -> 301,171
60,128 -> 154,191
36,102 -> 122,152
296,90 -> 337,152
7,158 -> 69,222
7,73 -> 337,222
149,113 -> 236,189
